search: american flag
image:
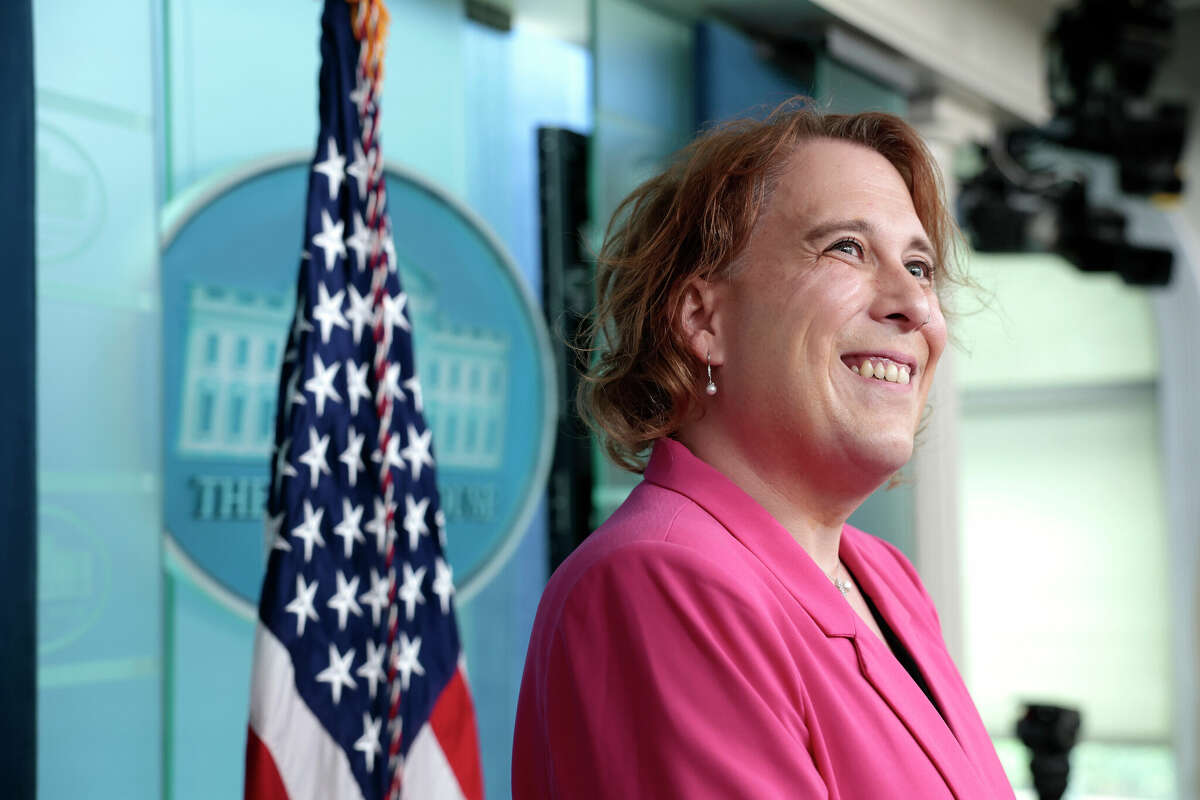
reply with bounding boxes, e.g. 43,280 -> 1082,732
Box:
245,2 -> 484,799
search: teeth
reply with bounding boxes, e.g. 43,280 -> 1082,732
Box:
850,358 -> 913,384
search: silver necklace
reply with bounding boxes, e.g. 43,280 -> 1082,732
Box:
829,563 -> 852,596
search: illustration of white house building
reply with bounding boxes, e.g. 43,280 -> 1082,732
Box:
178,267 -> 510,472
179,285 -> 290,459
403,263 -> 509,472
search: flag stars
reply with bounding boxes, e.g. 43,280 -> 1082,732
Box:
344,286 -> 374,346
358,567 -> 389,627
379,229 -> 397,273
304,354 -> 342,417
287,300 -> 314,363
339,425 -> 366,487
289,298 -> 315,344
349,77 -> 371,115
346,140 -> 370,201
327,570 -> 363,631
345,210 -> 372,272
435,509 -> 447,548
432,557 -> 455,615
394,632 -> 425,691
273,438 -> 298,497
312,209 -> 347,270
372,433 -> 405,480
401,425 -> 435,481
403,494 -> 431,553
298,426 -> 332,490
332,498 -> 365,559
380,289 -> 411,335
266,511 -> 290,553
364,497 -> 394,555
312,136 -> 346,200
290,498 -> 326,563
284,573 -> 319,636
356,639 -> 387,701
398,561 -> 427,622
403,374 -> 424,413
379,363 -> 405,404
354,712 -> 383,774
285,368 -> 306,421
315,643 -> 357,705
311,282 -> 349,344
344,359 -> 371,416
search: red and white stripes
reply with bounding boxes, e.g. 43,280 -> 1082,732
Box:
247,625 -> 364,800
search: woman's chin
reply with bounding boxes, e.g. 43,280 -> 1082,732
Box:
843,431 -> 916,481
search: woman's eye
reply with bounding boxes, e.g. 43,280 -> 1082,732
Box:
830,239 -> 863,257
906,261 -> 934,280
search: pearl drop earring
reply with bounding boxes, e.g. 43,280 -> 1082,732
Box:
705,351 -> 717,396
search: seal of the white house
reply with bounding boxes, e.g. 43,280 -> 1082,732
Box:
161,153 -> 556,617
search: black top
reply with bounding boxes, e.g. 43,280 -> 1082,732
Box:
857,580 -> 948,726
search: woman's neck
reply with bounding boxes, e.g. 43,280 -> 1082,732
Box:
675,424 -> 877,575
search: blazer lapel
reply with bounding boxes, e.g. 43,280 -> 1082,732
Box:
645,440 -> 995,799
841,529 -> 996,797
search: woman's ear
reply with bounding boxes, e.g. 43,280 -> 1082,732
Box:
677,276 -> 724,365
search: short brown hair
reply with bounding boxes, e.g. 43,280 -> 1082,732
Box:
578,98 -> 962,473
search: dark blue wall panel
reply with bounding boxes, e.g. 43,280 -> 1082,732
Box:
0,1 -> 37,798
694,19 -> 808,128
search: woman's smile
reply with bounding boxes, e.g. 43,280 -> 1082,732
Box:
839,351 -> 918,388
708,138 -> 945,479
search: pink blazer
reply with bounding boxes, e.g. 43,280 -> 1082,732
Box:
513,438 -> 1015,799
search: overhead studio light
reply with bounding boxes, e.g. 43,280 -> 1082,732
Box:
957,0 -> 1186,287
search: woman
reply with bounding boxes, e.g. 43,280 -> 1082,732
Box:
512,102 -> 1014,799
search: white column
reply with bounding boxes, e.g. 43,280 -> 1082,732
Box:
908,94 -> 994,669
1151,211 -> 1200,800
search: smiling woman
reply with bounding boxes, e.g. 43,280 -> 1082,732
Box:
580,103 -> 963,477
686,138 -> 948,508
512,100 -> 1014,799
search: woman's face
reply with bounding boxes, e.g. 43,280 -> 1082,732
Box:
711,138 -> 947,483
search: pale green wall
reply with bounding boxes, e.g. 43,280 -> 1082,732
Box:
956,253 -> 1173,795
960,398 -> 1170,739
956,253 -> 1160,391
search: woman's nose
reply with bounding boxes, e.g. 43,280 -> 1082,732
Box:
871,259 -> 931,332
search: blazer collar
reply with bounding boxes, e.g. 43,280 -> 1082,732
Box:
644,438 -> 857,638
644,438 -> 994,799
